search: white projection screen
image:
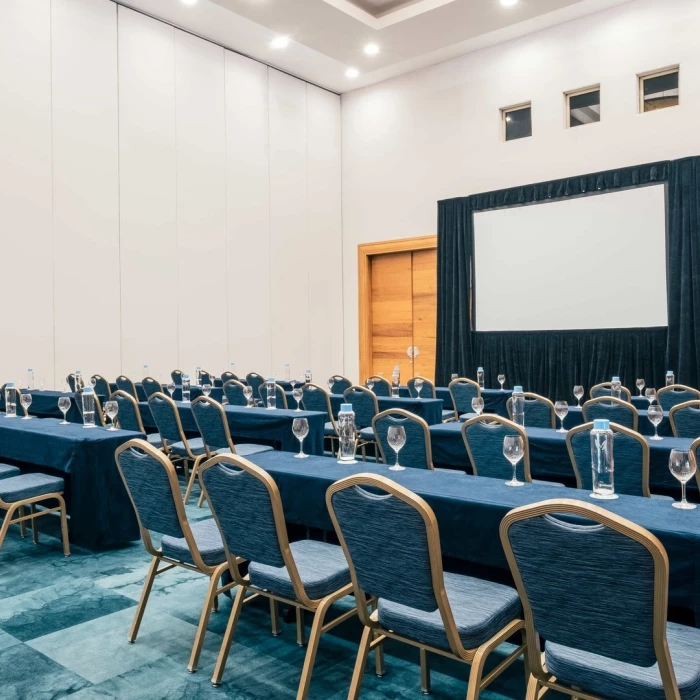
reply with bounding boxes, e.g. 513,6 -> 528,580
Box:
473,185 -> 668,332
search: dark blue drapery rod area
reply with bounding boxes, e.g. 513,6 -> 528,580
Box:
436,156 -> 700,398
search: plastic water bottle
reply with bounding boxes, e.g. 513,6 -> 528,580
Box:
477,366 -> 485,390
611,377 -> 622,400
666,371 -> 675,386
394,365 -> 400,383
195,366 -> 202,386
305,369 -> 312,384
143,364 -> 148,377
5,382 -> 17,417
182,374 -> 191,402
230,362 -> 236,376
511,386 -> 525,427
75,370 -> 83,390
27,369 -> 34,390
590,419 -> 616,499
391,368 -> 400,397
82,386 -> 96,428
266,377 -> 277,410
284,364 -> 291,381
337,403 -> 357,464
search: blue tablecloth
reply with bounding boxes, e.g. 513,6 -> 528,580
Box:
0,415 -> 142,548
7,390 -> 83,423
327,394 -> 443,425
567,405 -> 672,436
398,386 -> 510,418
138,402 -> 325,455
245,450 -> 700,619
109,382 -> 223,403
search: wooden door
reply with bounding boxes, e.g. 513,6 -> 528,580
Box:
411,248 -> 437,380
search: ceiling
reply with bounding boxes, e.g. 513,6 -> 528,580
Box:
116,0 -> 632,93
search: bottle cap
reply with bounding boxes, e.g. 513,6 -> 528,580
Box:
83,386 -> 95,395
267,377 -> 274,382
478,366 -> 484,372
593,419 -> 610,430
183,374 -> 190,380
28,368 -> 33,372
514,385 -> 523,393
612,376 -> 620,382
666,371 -> 674,376
6,382 -> 14,388
306,369 -> 311,373
76,370 -> 81,374
341,403 -> 353,412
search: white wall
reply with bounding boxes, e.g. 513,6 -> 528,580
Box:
0,0 -> 342,388
341,0 -> 700,380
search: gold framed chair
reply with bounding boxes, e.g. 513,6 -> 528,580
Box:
222,379 -> 248,407
581,396 -> 639,432
327,473 -> 525,699
171,369 -> 184,385
506,392 -> 556,429
141,376 -> 162,399
246,373 -> 266,406
343,385 -> 380,460
257,382 -> 288,409
657,384 -> 700,412
448,378 -> 481,421
90,374 -> 111,398
110,390 -> 163,449
669,400 -> 700,438
301,383 -> 339,456
372,408 -> 435,470
116,375 -> 139,400
367,375 -> 391,397
327,375 -> 353,395
589,382 -> 632,403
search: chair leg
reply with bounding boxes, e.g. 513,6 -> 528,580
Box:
420,647 -> 431,695
30,504 -> 38,544
19,505 -> 26,538
188,562 -> 228,673
296,607 -> 306,647
128,555 -> 161,643
296,595 -> 336,700
525,675 -> 540,700
374,631 -> 385,677
183,456 -> 204,505
197,489 -> 206,509
270,598 -> 281,636
348,625 -> 373,700
0,504 -> 19,551
57,495 -> 70,556
211,584 -> 247,687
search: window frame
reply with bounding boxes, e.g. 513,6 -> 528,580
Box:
638,65 -> 680,114
565,84 -> 601,129
500,102 -> 532,143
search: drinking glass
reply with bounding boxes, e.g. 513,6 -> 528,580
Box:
58,396 -> 71,424
327,378 -> 335,394
669,449 -> 697,510
20,393 -> 32,419
90,377 -> 97,389
503,434 -> 525,487
290,378 -> 297,392
366,378 -> 375,393
414,377 -> 424,399
636,378 -> 645,396
292,418 -> 309,458
555,401 -> 569,432
202,384 -> 212,397
167,382 -> 176,400
645,388 -> 657,405
498,374 -> 506,391
243,385 -> 253,407
471,397 -> 484,416
573,386 -> 584,407
293,387 -> 303,411
451,373 -> 459,381
648,404 -> 664,440
104,400 -> 118,430
387,425 -> 406,471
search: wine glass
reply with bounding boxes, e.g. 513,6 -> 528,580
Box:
636,378 -> 645,396
90,376 -> 97,389
414,377 -> 424,399
290,377 -> 297,392
58,396 -> 71,424
167,382 -> 176,400
645,388 -> 657,405
202,384 -> 212,397
573,386 -> 584,407
366,378 -> 375,393
104,400 -> 118,430
669,449 -> 697,510
327,378 -> 335,394
20,393 -> 32,419
387,425 -> 406,471
555,401 -> 569,432
293,387 -> 303,411
648,404 -> 664,440
498,374 -> 506,391
292,418 -> 309,458
503,434 -> 525,487
243,385 -> 253,407
471,397 -> 484,416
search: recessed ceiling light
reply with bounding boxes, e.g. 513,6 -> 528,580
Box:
270,36 -> 290,49
346,68 -> 360,79
181,0 -> 197,5
500,0 -> 519,6
363,43 -> 380,56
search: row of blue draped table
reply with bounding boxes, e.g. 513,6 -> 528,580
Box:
566,405 -> 672,436
246,450 -> 700,621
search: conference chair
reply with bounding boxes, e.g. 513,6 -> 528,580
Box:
246,373 -> 266,406
372,409 -> 434,470
449,378 -> 481,421
201,454 -> 356,697
66,373 -> 79,392
116,375 -> 139,400
141,376 -> 162,399
589,381 -> 632,403
114,439 -> 234,674
582,396 -> 639,432
689,437 -> 700,491
198,370 -> 213,386
1,384 -> 27,417
669,400 -> 700,438
327,474 -> 525,700
367,375 -> 391,397
110,390 -> 163,449
189,396 -> 273,505
408,376 -> 456,422
657,384 -> 700,412
90,374 -> 111,398
74,388 -> 107,427
222,379 -> 248,407
327,375 -> 352,395
566,421 -> 664,498
500,498 -> 700,700
302,383 -> 339,456
343,386 -> 380,460
171,369 -> 184,385
506,392 -> 556,429
220,370 -> 238,384
257,382 -> 288,409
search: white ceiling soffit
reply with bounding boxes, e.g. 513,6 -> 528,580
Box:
116,0 -> 633,94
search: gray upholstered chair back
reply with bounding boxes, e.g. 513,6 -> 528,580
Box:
111,390 -> 144,432
116,375 -> 138,399
372,410 -> 433,470
448,379 -> 480,415
301,384 -> 332,418
91,374 -> 111,398
328,375 -> 352,395
148,393 -> 184,445
407,377 -> 436,399
368,375 -> 391,397
590,382 -> 632,402
141,377 -> 161,399
191,397 -> 231,453
200,370 -> 213,386
658,385 -> 700,412
343,386 -> 379,429
507,393 -> 555,429
223,379 -> 248,407
669,400 -> 700,438
462,417 -> 530,481
502,502 -> 661,667
171,369 -> 183,385
201,458 -> 285,567
115,442 -> 185,539
246,373 -> 265,401
220,371 -> 238,384
257,382 -> 287,409
66,374 -> 78,392
567,422 -> 649,497
582,398 -> 637,431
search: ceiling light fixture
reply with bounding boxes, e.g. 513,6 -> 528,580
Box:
346,68 -> 360,78
363,43 -> 380,56
270,36 -> 290,49
500,0 -> 519,6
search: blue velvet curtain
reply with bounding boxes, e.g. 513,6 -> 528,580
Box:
436,157 -> 700,397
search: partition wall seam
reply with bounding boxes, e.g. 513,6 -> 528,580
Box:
223,49 -> 230,372
305,83 -> 311,368
116,4 -> 124,374
50,0 -> 57,388
266,67 -> 273,375
174,26 -> 180,371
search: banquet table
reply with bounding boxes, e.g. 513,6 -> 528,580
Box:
1,390 -> 83,423
246,450 -> 700,620
138,401 -> 325,455
397,386 -> 511,418
0,415 -> 142,548
566,404 -> 672,436
110,382 -> 224,403
327,394 -> 444,425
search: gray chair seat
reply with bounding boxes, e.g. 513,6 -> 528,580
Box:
378,571 -> 520,652
248,540 -> 350,601
0,464 -> 20,480
160,518 -> 225,567
169,437 -> 206,457
545,621 -> 700,700
215,444 -> 274,457
0,473 -> 65,503
146,433 -> 163,448
324,421 -> 338,437
459,412 -> 478,421
359,427 -> 375,442
442,409 -> 455,421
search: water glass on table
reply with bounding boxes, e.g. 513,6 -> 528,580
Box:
104,400 -> 118,430
498,374 -> 506,391
573,385 -> 584,407
555,401 -> 569,432
387,425 -> 406,471
636,378 -> 645,396
293,387 -> 303,411
243,385 -> 253,407
167,382 -> 176,400
366,378 -> 375,393
645,387 -> 657,405
20,393 -> 32,419
327,378 -> 335,394
202,384 -> 212,397
648,404 -> 664,440
292,417 -> 309,458
503,434 -> 524,487
57,396 -> 71,424
669,449 -> 697,510
471,397 -> 484,416
414,377 -> 424,398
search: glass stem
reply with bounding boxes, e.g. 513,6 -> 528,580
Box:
682,481 -> 687,505
655,425 -> 659,438
512,464 -> 517,482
